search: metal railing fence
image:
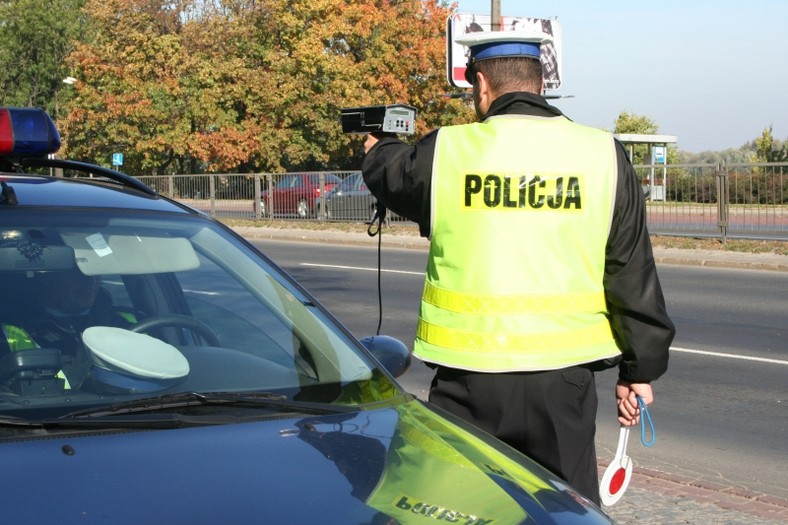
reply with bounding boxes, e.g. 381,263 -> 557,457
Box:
636,162 -> 786,241
137,171 -> 399,223
138,163 -> 788,241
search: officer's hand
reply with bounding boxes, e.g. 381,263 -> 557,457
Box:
616,380 -> 653,427
364,133 -> 381,154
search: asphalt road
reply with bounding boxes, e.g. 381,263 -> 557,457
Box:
250,237 -> 788,519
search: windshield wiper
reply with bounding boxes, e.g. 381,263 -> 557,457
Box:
0,416 -> 42,428
59,391 -> 359,419
0,413 -> 191,430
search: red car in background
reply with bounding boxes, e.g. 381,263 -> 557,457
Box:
259,173 -> 342,218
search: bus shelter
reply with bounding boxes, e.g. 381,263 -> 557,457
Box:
614,133 -> 678,201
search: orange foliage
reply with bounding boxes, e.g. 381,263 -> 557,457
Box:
62,0 -> 472,174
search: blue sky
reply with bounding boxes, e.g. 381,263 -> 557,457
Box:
454,0 -> 788,152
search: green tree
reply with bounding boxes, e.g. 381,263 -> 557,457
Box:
752,125 -> 788,162
613,111 -> 661,165
769,142 -> 788,162
754,125 -> 774,163
678,146 -> 756,165
0,0 -> 86,120
613,111 -> 659,135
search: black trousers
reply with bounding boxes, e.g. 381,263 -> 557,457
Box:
428,365 -> 600,505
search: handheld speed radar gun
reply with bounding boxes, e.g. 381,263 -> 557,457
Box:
340,104 -> 417,135
339,104 -> 416,234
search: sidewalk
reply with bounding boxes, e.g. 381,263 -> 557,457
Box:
599,462 -> 788,524
235,224 -> 788,524
234,225 -> 788,273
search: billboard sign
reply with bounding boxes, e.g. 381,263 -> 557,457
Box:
447,13 -> 563,91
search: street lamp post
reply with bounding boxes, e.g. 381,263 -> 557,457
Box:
53,76 -> 78,175
491,0 -> 500,31
55,76 -> 78,120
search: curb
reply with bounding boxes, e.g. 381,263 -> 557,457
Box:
235,226 -> 788,273
652,250 -> 788,272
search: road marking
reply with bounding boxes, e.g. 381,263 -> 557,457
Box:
301,262 -> 424,276
301,264 -> 787,367
671,346 -> 788,366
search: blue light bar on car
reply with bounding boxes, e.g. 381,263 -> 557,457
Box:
0,107 -> 61,156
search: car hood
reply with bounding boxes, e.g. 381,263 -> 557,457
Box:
0,400 -> 611,524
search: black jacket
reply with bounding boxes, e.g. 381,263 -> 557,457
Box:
361,92 -> 674,383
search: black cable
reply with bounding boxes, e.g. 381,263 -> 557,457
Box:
376,225 -> 383,335
367,204 -> 387,335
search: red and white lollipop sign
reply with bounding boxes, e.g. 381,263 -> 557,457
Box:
600,396 -> 654,506
599,426 -> 634,506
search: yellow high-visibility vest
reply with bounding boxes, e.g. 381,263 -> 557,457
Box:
415,114 -> 621,372
1,323 -> 39,352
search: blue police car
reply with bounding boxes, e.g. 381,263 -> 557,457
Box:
0,107 -> 615,524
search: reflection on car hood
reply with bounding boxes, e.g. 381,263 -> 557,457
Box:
0,400 -> 611,524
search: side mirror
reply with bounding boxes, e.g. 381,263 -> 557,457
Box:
359,335 -> 411,378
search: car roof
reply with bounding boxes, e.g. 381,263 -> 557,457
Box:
1,173 -> 193,214
306,173 -> 341,182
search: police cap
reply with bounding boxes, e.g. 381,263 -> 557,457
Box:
457,30 -> 552,84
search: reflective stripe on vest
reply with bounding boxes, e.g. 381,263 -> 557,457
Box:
422,280 -> 607,314
415,115 -> 621,372
2,323 -> 39,352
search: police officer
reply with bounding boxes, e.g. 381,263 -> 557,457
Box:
1,267 -> 134,389
361,30 -> 674,505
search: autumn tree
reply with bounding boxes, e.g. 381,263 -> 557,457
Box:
235,0 -> 470,171
62,0 -> 265,175
61,0 -> 471,175
61,0 -> 188,174
175,1 -> 269,173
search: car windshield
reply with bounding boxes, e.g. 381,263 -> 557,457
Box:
0,208 -> 400,420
